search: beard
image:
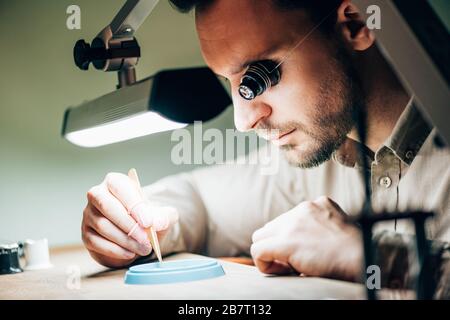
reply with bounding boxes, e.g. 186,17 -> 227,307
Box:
256,43 -> 366,169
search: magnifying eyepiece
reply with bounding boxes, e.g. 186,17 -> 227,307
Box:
239,60 -> 281,100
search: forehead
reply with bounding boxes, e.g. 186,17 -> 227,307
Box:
195,0 -> 313,76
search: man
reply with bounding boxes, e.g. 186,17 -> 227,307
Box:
81,0 -> 449,298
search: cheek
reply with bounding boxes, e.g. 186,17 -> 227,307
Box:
265,45 -> 342,125
264,66 -> 319,124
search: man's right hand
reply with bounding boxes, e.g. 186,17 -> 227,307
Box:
81,172 -> 178,268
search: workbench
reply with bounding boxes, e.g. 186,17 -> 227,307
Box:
0,246 -> 370,299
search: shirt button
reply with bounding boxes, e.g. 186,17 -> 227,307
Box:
379,176 -> 392,188
405,150 -> 414,160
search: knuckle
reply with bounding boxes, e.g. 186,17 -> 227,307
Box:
94,217 -> 109,233
105,172 -> 119,183
94,196 -> 107,213
250,244 -> 258,258
81,212 -> 89,228
81,221 -> 87,236
315,195 -> 330,205
251,229 -> 262,243
91,216 -> 102,231
87,185 -> 101,202
105,172 -> 124,189
299,200 -> 315,211
82,205 -> 90,219
314,196 -> 333,208
82,231 -> 93,249
81,211 -> 92,236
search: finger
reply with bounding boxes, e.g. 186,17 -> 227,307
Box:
84,227 -> 136,260
260,260 -> 294,275
88,209 -> 152,257
105,172 -> 180,232
126,202 -> 179,231
127,201 -> 179,232
251,225 -> 275,243
251,237 -> 292,274
105,172 -> 144,212
105,172 -> 157,228
252,228 -> 266,243
251,210 -> 299,243
87,185 -> 150,245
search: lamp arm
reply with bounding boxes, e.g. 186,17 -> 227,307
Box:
108,0 -> 160,38
73,0 -> 160,85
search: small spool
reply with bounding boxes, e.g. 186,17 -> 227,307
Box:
0,243 -> 22,275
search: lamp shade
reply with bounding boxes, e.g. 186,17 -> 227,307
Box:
62,67 -> 231,147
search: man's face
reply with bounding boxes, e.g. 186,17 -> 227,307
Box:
196,0 -> 363,168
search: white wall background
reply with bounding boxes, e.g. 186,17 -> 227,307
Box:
0,0 -> 235,247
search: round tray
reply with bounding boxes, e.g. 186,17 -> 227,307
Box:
124,259 -> 225,285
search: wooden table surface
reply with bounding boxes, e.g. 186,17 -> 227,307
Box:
0,246 -> 368,300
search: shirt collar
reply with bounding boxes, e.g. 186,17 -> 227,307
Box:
333,97 -> 432,168
383,97 -> 432,165
332,137 -> 374,169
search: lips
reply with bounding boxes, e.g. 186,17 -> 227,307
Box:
258,129 -> 296,144
271,129 -> 296,146
276,129 -> 296,141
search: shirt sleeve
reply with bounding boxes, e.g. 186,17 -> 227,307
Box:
140,146 -> 305,258
373,230 -> 450,299
141,172 -> 209,256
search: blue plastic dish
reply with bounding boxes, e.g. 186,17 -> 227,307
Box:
124,259 -> 225,285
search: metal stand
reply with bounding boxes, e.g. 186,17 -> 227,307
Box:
354,211 -> 435,299
72,0 -> 160,88
117,67 -> 137,89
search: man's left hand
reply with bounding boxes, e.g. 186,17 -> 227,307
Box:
251,196 -> 363,281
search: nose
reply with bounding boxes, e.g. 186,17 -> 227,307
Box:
232,91 -> 272,132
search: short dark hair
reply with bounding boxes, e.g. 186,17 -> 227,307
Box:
169,0 -> 342,34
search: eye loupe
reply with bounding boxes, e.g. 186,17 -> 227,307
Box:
238,60 -> 281,100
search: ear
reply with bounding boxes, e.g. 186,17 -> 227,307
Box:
336,1 -> 375,51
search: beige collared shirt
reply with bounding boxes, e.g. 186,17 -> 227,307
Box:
143,99 -> 449,297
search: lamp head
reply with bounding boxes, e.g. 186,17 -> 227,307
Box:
62,67 -> 231,147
